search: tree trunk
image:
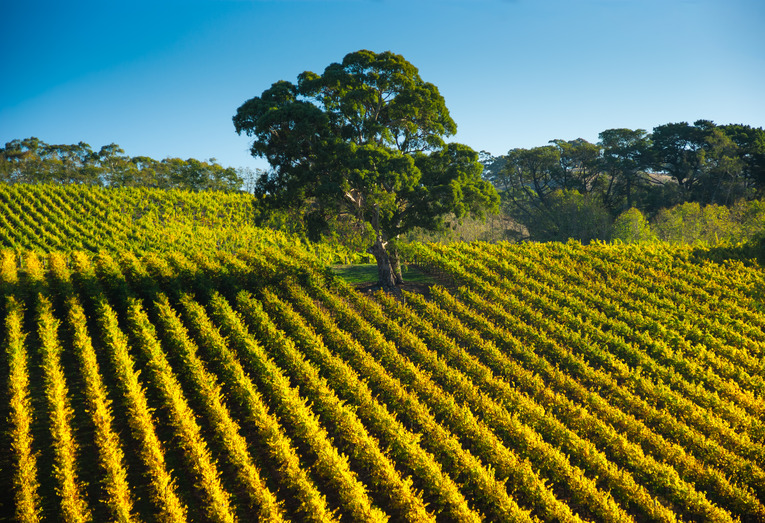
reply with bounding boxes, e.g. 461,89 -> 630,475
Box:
367,236 -> 397,291
389,247 -> 404,285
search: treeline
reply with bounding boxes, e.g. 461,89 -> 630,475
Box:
482,120 -> 765,244
0,137 -> 243,192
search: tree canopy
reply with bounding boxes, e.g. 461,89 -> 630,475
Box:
0,137 -> 243,191
482,119 -> 765,244
234,49 -> 498,288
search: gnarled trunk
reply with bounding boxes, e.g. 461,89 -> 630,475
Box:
389,245 -> 404,285
367,201 -> 402,293
367,236 -> 397,290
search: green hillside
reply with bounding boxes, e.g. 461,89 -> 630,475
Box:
1,184 -> 764,522
0,183 -> 349,262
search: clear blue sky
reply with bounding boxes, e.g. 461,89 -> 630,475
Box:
2,0 -> 764,172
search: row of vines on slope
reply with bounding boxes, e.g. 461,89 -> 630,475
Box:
1,241 -> 764,521
0,183 -> 350,263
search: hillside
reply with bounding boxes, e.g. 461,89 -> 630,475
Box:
1,184 -> 764,522
0,183 -> 347,261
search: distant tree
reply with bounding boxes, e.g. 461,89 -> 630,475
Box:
0,137 -> 45,183
695,128 -> 745,205
233,49 -> 498,289
598,128 -> 651,212
154,157 -> 241,192
237,166 -> 268,194
205,160 -> 244,192
650,120 -> 713,200
651,201 -> 741,244
523,189 -> 612,244
485,120 -> 765,244
45,141 -> 99,184
612,207 -> 654,243
487,141 -> 611,241
0,137 -> 243,192
479,151 -> 510,192
720,123 -> 765,194
0,138 -> 100,184
97,143 -> 138,186
493,145 -> 561,224
130,156 -> 167,188
730,198 -> 765,239
549,138 -> 602,193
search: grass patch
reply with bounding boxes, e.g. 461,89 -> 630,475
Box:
330,263 -> 438,285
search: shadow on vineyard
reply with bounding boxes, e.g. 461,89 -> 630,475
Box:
690,231 -> 765,267
330,263 -> 453,300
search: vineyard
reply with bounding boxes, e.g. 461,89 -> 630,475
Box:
0,183 -> 347,264
1,184 -> 765,522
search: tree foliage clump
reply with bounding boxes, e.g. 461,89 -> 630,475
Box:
651,199 -> 765,245
612,208 -> 655,244
0,137 -> 243,192
522,189 -> 612,244
483,119 -> 765,245
234,49 -> 498,288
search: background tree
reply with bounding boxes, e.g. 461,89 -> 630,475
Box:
649,120 -> 710,200
0,137 -> 45,183
720,123 -> 765,195
695,128 -> 745,205
164,158 -> 242,192
652,199 -> 765,245
0,138 -> 243,192
523,189 -> 612,244
549,138 -> 602,193
97,143 -> 136,186
478,151 -> 509,193
237,166 -> 268,194
483,139 -> 604,242
612,207 -> 654,243
494,145 -> 560,225
482,120 -> 764,245
233,49 -> 498,289
598,128 -> 651,212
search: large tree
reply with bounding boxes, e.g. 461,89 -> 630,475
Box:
233,50 -> 498,289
